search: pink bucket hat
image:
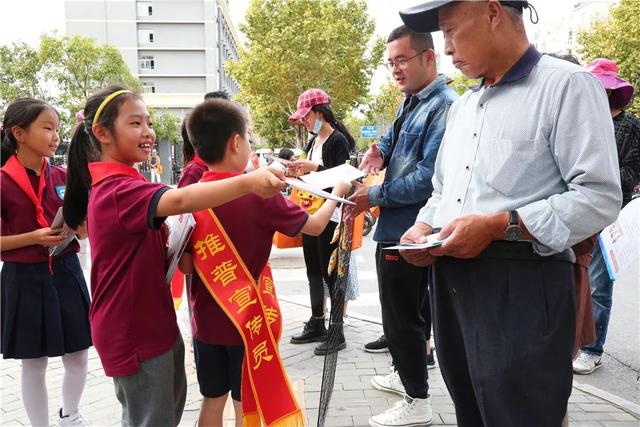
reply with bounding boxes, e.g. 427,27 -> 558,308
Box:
586,58 -> 634,109
288,88 -> 330,123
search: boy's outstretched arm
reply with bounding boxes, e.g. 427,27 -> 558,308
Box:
301,181 -> 352,236
155,168 -> 286,217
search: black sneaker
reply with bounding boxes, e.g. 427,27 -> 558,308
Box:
290,316 -> 327,344
427,347 -> 437,369
364,334 -> 389,353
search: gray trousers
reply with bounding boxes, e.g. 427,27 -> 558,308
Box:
114,337 -> 187,427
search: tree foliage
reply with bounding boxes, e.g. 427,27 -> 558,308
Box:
0,33 -> 139,140
365,77 -> 403,131
151,109 -> 182,145
577,0 -> 640,115
227,0 -> 384,147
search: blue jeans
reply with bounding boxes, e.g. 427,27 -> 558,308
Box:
581,244 -> 614,357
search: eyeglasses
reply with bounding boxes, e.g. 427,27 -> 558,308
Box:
383,49 -> 429,71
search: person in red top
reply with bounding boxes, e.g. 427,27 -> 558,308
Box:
180,98 -> 351,427
1,98 -> 91,427
62,85 -> 287,427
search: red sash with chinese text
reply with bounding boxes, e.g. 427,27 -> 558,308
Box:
190,209 -> 305,427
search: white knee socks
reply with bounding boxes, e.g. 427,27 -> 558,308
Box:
21,357 -> 49,427
61,349 -> 88,416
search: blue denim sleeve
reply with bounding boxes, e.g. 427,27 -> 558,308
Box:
376,118 -> 394,166
368,105 -> 449,208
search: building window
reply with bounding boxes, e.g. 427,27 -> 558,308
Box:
138,29 -> 154,44
139,55 -> 155,70
137,1 -> 153,17
142,82 -> 156,94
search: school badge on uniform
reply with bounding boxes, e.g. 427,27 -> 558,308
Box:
55,185 -> 66,199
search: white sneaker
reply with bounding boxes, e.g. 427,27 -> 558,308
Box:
57,409 -> 90,427
371,367 -> 405,396
369,395 -> 432,426
573,351 -> 602,374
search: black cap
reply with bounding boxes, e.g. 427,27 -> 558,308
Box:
400,1 -> 529,33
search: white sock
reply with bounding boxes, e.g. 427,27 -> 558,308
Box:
61,349 -> 88,416
21,357 -> 49,427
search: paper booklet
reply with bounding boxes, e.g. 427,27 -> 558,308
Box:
165,213 -> 196,285
384,233 -> 446,250
48,207 -> 77,257
284,178 -> 355,205
598,198 -> 639,281
299,163 -> 365,189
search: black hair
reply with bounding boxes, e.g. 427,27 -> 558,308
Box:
278,148 -> 295,161
387,25 -> 434,52
187,99 -> 247,165
311,104 -> 356,152
64,84 -> 141,228
1,98 -> 59,167
181,120 -> 195,165
204,90 -> 230,101
546,52 -> 581,66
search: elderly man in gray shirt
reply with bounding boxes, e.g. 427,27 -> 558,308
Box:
397,1 -> 622,426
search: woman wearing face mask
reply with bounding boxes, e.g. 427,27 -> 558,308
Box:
287,88 -> 355,355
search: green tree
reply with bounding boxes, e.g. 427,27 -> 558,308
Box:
227,0 -> 384,147
365,77 -> 403,134
0,42 -> 48,113
449,73 -> 480,96
151,109 -> 182,145
577,0 -> 640,114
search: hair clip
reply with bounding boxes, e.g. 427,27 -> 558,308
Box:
75,110 -> 86,124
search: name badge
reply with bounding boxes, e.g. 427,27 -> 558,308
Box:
55,185 -> 66,200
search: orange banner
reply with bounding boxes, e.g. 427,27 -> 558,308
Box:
190,209 -> 305,426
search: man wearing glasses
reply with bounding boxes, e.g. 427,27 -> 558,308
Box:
346,25 -> 456,426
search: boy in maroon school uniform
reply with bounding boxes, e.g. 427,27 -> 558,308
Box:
180,99 -> 351,426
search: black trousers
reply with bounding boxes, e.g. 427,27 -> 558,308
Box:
303,221 -> 339,319
376,243 -> 429,398
431,244 -> 575,427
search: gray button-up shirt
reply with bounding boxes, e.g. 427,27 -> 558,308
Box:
416,47 -> 622,255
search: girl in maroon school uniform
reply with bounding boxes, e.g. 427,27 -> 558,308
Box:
1,98 -> 91,427
62,85 -> 285,427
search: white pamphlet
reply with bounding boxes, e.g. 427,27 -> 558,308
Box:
599,198 -> 639,281
165,213 -> 196,285
384,233 -> 446,250
299,163 -> 365,189
48,207 -> 77,257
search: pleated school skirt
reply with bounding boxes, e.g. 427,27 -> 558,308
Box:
1,253 -> 92,359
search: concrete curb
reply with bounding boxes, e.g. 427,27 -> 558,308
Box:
279,296 -> 640,420
572,380 -> 640,418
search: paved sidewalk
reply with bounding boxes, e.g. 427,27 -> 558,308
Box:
2,296 -> 639,426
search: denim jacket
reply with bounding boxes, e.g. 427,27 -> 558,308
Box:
368,74 -> 457,243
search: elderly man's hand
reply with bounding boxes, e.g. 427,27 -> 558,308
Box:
359,144 -> 384,175
399,222 -> 437,266
430,213 -> 505,259
344,181 -> 370,221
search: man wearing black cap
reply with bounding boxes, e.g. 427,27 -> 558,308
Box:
398,1 -> 622,426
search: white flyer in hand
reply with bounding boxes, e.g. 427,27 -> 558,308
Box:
299,163 -> 365,189
48,207 -> 77,257
384,233 -> 446,250
598,198 -> 639,281
165,213 -> 196,285
284,178 -> 355,205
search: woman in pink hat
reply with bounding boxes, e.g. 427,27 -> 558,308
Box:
573,58 -> 640,375
287,88 -> 356,355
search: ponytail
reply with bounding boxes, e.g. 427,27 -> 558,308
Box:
312,104 -> 356,153
64,121 -> 100,228
63,84 -> 141,228
1,98 -> 56,166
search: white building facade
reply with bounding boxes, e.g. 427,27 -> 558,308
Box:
65,0 -> 241,117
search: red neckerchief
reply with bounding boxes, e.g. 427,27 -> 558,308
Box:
192,154 -> 208,168
200,169 -> 241,183
1,155 -> 49,228
89,162 -> 145,186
